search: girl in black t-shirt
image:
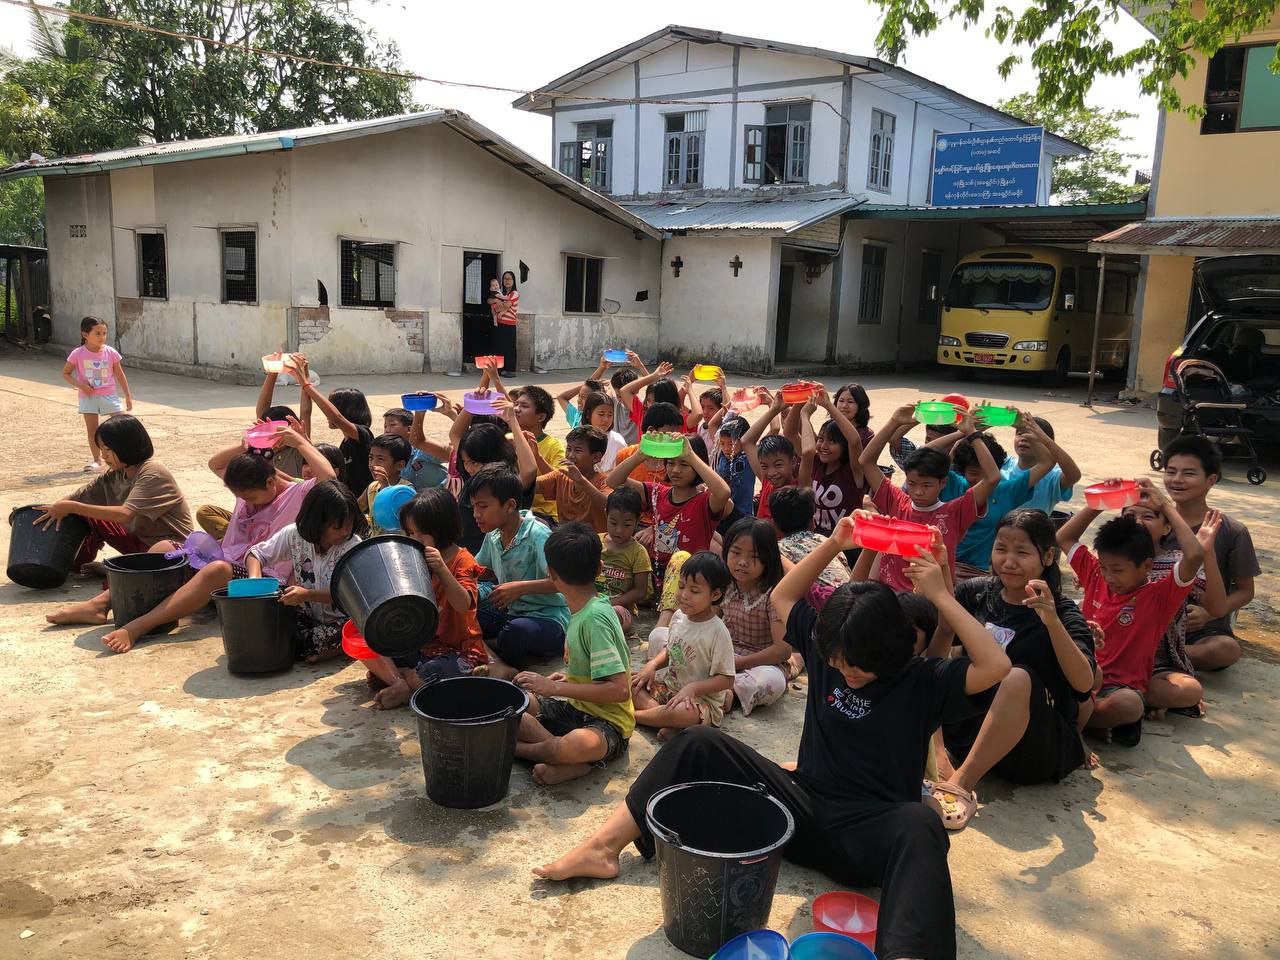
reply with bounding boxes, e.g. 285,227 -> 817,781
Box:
938,508 -> 1098,826
535,517 -> 1012,960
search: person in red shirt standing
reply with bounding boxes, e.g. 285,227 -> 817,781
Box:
487,271 -> 525,376
1056,478 -> 1204,746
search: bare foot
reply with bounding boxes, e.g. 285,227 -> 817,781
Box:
1085,751 -> 1100,770
102,627 -> 136,653
374,681 -> 412,710
305,645 -> 344,664
533,841 -> 620,881
656,727 -> 677,742
1145,707 -> 1167,721
46,600 -> 110,626
532,762 -> 592,785
74,561 -> 108,579
469,663 -> 490,677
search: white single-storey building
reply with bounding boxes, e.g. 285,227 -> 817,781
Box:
0,111 -> 664,376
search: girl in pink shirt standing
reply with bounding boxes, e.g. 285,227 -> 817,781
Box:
62,316 -> 133,472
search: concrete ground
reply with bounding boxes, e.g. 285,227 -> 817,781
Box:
1,350 -> 1277,959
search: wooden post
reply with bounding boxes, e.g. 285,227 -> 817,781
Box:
1086,253 -> 1107,408
3,256 -> 11,333
18,252 -> 34,343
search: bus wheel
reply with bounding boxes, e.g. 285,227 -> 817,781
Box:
1042,348 -> 1070,387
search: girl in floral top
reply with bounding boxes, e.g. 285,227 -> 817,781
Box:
719,517 -> 796,715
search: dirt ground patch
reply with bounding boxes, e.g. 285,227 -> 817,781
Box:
1,352 -> 1277,959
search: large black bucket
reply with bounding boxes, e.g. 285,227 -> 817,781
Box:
330,535 -> 438,659
646,781 -> 796,958
211,588 -> 296,674
410,676 -> 529,808
6,505 -> 91,589
104,552 -> 189,635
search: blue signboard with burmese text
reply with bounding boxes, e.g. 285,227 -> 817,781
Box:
930,127 -> 1044,207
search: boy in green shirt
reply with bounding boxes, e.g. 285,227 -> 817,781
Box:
515,521 -> 633,785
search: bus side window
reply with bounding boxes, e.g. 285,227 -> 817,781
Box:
1059,267 -> 1077,311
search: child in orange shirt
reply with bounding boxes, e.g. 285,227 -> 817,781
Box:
534,426 -> 612,532
369,489 -> 487,708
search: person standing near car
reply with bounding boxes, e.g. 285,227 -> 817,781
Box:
1161,435 -> 1260,672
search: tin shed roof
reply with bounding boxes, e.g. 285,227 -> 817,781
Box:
0,111 -> 661,239
1089,218 -> 1280,256
623,194 -> 866,235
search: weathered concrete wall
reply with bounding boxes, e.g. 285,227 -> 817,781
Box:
657,236 -> 777,372
43,175 -> 115,345
74,120 -> 660,375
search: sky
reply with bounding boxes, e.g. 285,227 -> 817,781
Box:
0,0 -> 1159,170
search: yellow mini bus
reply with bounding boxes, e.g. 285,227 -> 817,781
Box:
936,246 -> 1137,384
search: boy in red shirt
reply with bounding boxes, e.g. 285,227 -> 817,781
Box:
741,390 -> 815,521
1056,478 -> 1204,745
859,403 -> 999,591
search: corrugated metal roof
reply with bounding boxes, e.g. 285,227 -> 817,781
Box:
1090,218 -> 1280,256
0,111 -> 662,239
623,195 -> 866,235
514,25 -> 1087,157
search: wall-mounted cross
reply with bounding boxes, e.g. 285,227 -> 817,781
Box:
670,256 -> 683,278
729,255 -> 744,277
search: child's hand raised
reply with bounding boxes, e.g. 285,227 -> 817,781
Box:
890,403 -> 917,426
1022,579 -> 1059,625
654,360 -> 674,377
904,544 -> 948,599
1197,508 -> 1223,549
831,514 -> 858,551
1134,477 -> 1169,511
814,386 -> 834,411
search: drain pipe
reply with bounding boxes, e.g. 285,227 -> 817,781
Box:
893,220 -> 912,372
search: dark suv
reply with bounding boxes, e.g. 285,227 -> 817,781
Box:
1156,254 -> 1280,450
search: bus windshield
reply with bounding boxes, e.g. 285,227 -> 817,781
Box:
947,262 -> 1056,311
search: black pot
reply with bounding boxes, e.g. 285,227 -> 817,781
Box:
212,588 -> 296,674
330,535 -> 438,658
6,505 -> 91,589
104,552 -> 189,635
410,677 -> 528,808
646,781 -> 795,958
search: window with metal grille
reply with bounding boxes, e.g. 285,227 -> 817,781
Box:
857,244 -> 887,324
745,103 -> 810,185
340,239 -> 396,308
221,230 -> 257,303
558,120 -> 612,191
664,111 -> 705,189
564,255 -> 602,314
137,232 -> 167,299
868,110 -> 895,192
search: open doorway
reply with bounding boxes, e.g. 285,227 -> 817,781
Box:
462,250 -> 499,363
775,264 -> 794,363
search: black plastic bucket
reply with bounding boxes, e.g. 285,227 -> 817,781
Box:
646,781 -> 796,958
410,676 -> 529,808
6,505 -> 91,589
104,552 -> 189,635
211,588 -> 296,674
1051,509 -> 1073,530
330,535 -> 438,659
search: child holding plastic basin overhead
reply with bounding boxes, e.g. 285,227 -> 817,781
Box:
741,389 -> 813,522
383,406 -> 448,493
94,424 -> 337,653
859,403 -> 999,592
245,480 -> 364,662
1056,478 -> 1204,745
784,386 -> 866,538
291,355 -> 376,495
514,522 -> 633,785
536,515 -> 1011,960
365,489 -> 488,709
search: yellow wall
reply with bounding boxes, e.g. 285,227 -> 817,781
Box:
1153,12 -> 1280,217
1132,14 -> 1280,395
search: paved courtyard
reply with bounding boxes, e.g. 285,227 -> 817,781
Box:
1,351 -> 1277,959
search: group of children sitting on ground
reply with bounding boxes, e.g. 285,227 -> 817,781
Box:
39,348 -> 1259,828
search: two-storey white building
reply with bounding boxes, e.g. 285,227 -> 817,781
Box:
517,25 -> 1092,371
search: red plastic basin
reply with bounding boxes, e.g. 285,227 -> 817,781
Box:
812,891 -> 879,949
1084,480 -> 1139,510
730,388 -> 761,412
851,514 -> 934,557
341,619 -> 378,660
781,381 -> 818,404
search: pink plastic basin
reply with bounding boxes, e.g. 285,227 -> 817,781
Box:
244,420 -> 288,449
812,891 -> 879,949
1084,479 -> 1140,510
730,388 -> 761,413
851,514 -> 933,557
463,391 -> 500,416
474,355 -> 504,369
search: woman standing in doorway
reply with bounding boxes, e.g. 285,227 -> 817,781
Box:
487,271 -> 520,376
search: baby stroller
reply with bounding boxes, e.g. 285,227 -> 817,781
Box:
1150,357 -> 1266,485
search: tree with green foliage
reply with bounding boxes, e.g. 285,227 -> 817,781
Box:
997,93 -> 1147,204
0,160 -> 44,246
873,0 -> 1279,115
0,0 -> 418,239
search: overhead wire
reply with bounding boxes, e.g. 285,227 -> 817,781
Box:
0,0 -> 847,117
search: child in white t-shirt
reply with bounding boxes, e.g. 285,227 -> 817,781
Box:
62,316 -> 132,472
